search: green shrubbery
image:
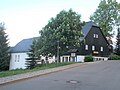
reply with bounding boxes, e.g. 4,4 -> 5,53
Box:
108,55 -> 120,60
84,55 -> 93,62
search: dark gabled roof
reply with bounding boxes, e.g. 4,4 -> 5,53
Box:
68,49 -> 78,53
80,21 -> 109,45
62,49 -> 80,55
80,21 -> 97,41
11,37 -> 38,53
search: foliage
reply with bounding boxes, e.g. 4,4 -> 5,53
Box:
90,0 -> 120,37
115,28 -> 120,55
36,9 -> 85,58
84,55 -> 93,62
26,39 -> 40,69
0,62 -> 76,77
108,55 -> 120,60
0,22 -> 10,71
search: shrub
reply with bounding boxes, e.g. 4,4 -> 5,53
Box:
84,55 -> 93,62
109,55 -> 120,60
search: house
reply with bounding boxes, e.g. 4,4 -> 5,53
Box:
10,37 -> 55,70
61,21 -> 111,62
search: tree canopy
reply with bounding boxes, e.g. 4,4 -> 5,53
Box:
0,22 -> 10,71
90,0 -> 120,37
36,9 -> 85,58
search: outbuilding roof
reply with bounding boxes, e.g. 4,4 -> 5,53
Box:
11,37 -> 38,53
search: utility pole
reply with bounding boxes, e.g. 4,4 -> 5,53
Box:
57,40 -> 60,63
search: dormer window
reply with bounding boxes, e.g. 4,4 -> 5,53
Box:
96,34 -> 98,38
93,34 -> 98,38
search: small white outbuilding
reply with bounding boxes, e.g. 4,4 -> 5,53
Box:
10,37 -> 55,70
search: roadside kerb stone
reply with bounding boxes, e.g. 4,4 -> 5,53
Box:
0,63 -> 85,85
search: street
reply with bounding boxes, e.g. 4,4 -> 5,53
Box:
0,61 -> 120,90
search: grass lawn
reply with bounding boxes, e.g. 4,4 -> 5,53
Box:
0,62 -> 76,78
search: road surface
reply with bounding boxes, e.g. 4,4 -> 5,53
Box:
0,61 -> 120,90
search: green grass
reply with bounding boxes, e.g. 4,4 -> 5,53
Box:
0,62 -> 76,78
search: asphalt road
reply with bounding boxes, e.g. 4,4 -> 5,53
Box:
0,61 -> 120,90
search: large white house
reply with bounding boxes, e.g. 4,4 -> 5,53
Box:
10,38 -> 55,70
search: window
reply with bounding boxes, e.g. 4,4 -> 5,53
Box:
15,55 -> 20,62
96,34 -> 98,38
101,47 -> 103,51
71,53 -> 75,57
18,55 -> 20,62
15,55 -> 17,62
93,34 -> 96,38
85,45 -> 88,50
93,34 -> 98,38
92,45 -> 95,51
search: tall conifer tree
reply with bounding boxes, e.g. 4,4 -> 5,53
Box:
0,23 -> 10,71
26,40 -> 38,69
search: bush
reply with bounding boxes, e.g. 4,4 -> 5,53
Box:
84,55 -> 93,62
108,55 -> 120,60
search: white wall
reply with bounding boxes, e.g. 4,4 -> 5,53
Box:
60,55 -> 70,62
61,55 -> 85,62
10,53 -> 56,70
93,56 -> 108,61
10,53 -> 27,70
77,55 -> 85,62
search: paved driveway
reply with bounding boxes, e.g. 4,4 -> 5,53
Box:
0,61 -> 120,90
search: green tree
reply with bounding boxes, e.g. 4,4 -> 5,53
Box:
0,22 -> 10,71
115,28 -> 120,55
26,40 -> 39,69
90,0 -> 120,37
36,9 -> 84,60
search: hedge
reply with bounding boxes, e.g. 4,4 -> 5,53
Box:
108,55 -> 120,60
84,55 -> 93,62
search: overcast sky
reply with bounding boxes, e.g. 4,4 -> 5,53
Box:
0,0 -> 119,46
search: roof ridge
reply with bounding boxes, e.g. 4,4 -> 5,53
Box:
22,37 -> 39,41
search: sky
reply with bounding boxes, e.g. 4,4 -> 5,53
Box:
0,0 -> 119,46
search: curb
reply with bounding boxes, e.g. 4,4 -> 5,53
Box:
0,63 -> 85,86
